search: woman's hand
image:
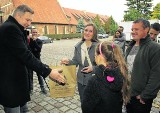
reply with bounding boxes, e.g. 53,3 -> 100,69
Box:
81,66 -> 93,73
60,58 -> 69,65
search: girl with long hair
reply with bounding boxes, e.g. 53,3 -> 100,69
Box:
82,41 -> 130,113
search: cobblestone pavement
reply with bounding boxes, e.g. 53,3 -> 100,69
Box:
0,39 -> 160,113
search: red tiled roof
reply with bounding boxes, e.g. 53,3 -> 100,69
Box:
12,0 -> 69,24
63,8 -> 81,25
63,7 -> 109,25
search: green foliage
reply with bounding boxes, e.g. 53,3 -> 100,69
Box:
93,15 -> 106,34
124,8 -> 143,21
151,3 -> 160,19
77,18 -> 85,33
98,26 -> 106,34
93,15 -> 101,32
124,0 -> 153,21
104,16 -> 118,35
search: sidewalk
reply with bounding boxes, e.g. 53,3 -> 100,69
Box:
0,39 -> 159,113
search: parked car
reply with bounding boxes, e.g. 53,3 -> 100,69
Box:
97,34 -> 109,39
38,36 -> 53,44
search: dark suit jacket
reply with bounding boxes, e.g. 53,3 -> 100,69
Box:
0,16 -> 51,107
29,38 -> 43,59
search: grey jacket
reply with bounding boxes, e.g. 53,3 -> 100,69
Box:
68,41 -> 98,85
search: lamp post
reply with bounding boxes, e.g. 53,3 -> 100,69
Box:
0,8 -> 4,24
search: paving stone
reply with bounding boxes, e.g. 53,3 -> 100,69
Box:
33,97 -> 43,103
68,104 -> 78,109
28,111 -> 36,113
151,107 -> 159,113
66,109 -> 78,113
53,102 -> 64,108
63,101 -> 72,105
44,104 -> 55,111
32,105 -> 43,112
0,39 -> 160,113
0,110 -> 4,113
47,99 -> 58,105
28,101 -> 37,108
37,109 -> 48,113
74,107 -> 82,113
55,98 -> 65,103
59,106 -> 70,112
49,108 -> 61,113
39,101 -> 48,106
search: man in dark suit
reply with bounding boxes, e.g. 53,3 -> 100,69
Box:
0,4 -> 65,113
29,28 -> 47,94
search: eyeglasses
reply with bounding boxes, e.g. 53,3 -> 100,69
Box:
32,32 -> 37,33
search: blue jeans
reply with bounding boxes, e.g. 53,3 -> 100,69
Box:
3,103 -> 28,113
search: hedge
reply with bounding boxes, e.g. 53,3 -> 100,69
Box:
44,33 -> 82,40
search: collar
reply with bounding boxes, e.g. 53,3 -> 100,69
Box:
7,15 -> 25,32
75,41 -> 98,48
129,34 -> 151,47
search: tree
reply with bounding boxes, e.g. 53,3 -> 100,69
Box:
104,16 -> 118,35
93,15 -> 105,34
124,0 -> 153,21
151,3 -> 160,19
76,18 -> 85,33
98,26 -> 105,34
124,8 -> 143,21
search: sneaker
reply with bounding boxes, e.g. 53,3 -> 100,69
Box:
21,104 -> 29,113
41,88 -> 47,94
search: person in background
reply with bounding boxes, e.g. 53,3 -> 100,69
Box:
60,23 -> 99,102
149,22 -> 160,41
81,41 -> 130,113
113,30 -> 126,54
125,18 -> 160,113
0,4 -> 65,113
118,26 -> 126,39
29,28 -> 47,94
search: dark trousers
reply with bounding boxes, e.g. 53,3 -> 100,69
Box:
77,82 -> 86,103
3,103 -> 28,113
126,96 -> 153,113
29,70 -> 45,91
28,58 -> 45,91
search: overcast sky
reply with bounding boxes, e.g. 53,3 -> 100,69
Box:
58,0 -> 160,22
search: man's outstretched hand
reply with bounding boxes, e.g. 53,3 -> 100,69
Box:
49,69 -> 65,84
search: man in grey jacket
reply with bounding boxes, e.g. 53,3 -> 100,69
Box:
125,18 -> 160,113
